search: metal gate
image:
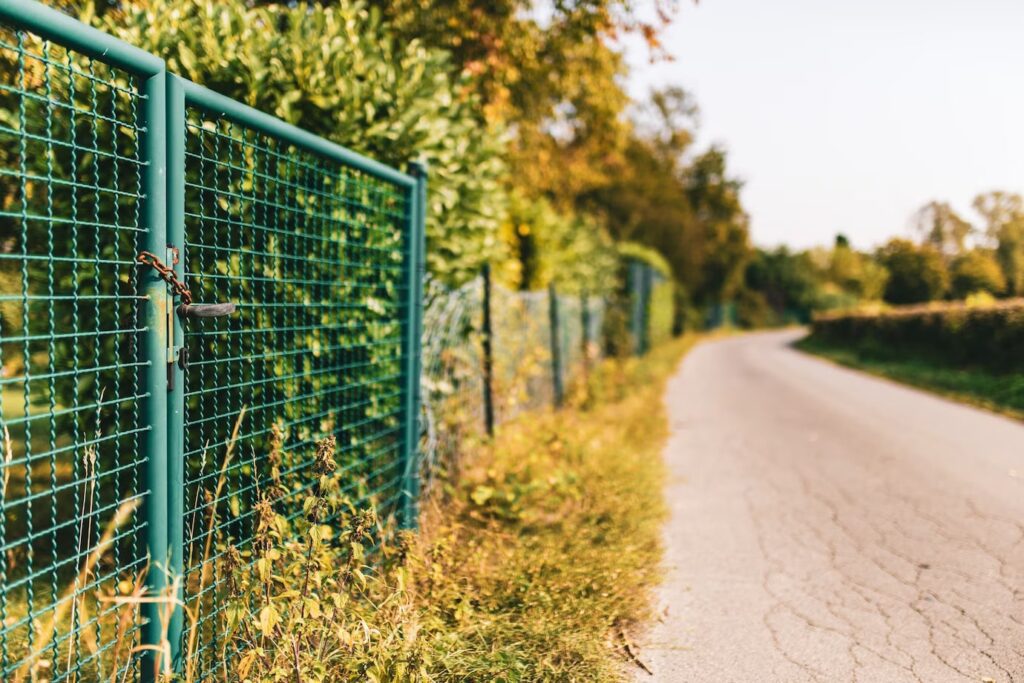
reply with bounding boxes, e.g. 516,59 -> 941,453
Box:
0,1 -> 426,680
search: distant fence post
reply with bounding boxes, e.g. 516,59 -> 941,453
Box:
581,291 -> 591,374
481,263 -> 496,437
628,260 -> 642,356
548,283 -> 564,408
639,264 -> 653,356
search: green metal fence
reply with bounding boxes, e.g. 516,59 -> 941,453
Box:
625,258 -> 670,356
419,272 -> 607,435
417,274 -> 607,492
0,1 -> 425,680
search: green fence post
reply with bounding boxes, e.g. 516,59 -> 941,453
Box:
580,291 -> 591,379
481,263 -> 495,437
548,283 -> 564,408
164,74 -> 186,674
140,68 -> 169,682
402,161 -> 428,529
640,264 -> 654,356
628,260 -> 642,356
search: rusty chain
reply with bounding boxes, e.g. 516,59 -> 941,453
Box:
136,250 -> 193,305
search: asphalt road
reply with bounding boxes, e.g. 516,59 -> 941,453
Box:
636,330 -> 1024,682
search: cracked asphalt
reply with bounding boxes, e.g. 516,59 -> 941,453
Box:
636,330 -> 1024,682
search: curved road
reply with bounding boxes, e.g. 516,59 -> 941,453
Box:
638,330 -> 1024,682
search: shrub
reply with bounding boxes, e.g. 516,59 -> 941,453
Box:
92,0 -> 507,283
950,249 -> 1006,298
877,238 -> 949,304
808,299 -> 1024,373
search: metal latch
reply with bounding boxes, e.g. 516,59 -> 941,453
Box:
177,302 -> 237,319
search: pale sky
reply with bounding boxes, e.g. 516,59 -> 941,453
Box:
622,0 -> 1024,250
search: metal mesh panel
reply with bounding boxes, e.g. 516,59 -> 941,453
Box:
419,275 -> 483,486
178,105 -> 411,672
420,281 -> 608,478
555,294 -> 604,388
0,22 -> 148,682
490,287 -> 552,421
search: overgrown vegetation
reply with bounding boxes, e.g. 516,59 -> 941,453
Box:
184,336 -> 694,681
78,0 -> 754,316
800,300 -> 1024,416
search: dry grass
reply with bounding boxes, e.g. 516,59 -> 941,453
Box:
405,335 -> 696,680
38,336 -> 694,682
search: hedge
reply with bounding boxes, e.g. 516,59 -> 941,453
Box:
808,299 -> 1024,373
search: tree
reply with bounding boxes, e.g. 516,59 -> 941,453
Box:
912,201 -> 973,258
972,191 -> 1024,295
370,0 -> 681,206
877,239 -> 949,304
578,88 -> 736,324
950,250 -> 1006,299
743,247 -> 822,322
828,236 -> 888,301
685,147 -> 751,306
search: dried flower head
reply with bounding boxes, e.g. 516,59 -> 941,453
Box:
268,423 -> 284,467
314,435 -> 337,476
254,496 -> 276,534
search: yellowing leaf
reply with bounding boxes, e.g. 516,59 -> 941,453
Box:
257,605 -> 279,638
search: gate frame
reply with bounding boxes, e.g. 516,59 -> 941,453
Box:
163,75 -> 426,670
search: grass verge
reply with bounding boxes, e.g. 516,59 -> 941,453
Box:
3,337 -> 695,682
412,335 -> 696,680
796,336 -> 1024,420
145,336 -> 696,682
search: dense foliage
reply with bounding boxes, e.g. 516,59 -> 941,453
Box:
93,0 -> 506,283
808,300 -> 1024,373
78,0 -> 752,319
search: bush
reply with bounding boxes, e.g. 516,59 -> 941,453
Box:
808,299 -> 1024,373
94,0 -> 507,283
608,242 -> 676,353
950,250 -> 1006,298
648,276 -> 675,346
877,238 -> 949,304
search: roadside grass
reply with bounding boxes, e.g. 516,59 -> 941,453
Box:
796,336 -> 1024,420
412,334 -> 696,680
23,335 -> 694,681
176,334 -> 697,682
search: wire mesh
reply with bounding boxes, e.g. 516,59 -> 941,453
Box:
556,294 -> 605,386
176,103 -> 412,674
418,280 -> 609,481
489,287 -> 552,421
418,275 -> 483,487
0,20 -> 148,682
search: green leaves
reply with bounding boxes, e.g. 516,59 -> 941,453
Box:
98,0 -> 507,284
